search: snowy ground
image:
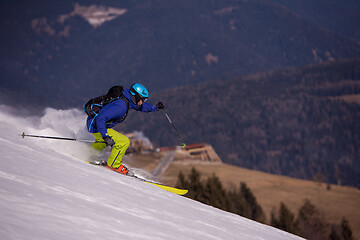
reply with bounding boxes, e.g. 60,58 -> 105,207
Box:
0,106 -> 304,240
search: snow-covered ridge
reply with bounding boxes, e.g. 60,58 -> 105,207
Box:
58,3 -> 127,28
32,3 -> 127,36
0,106 -> 304,240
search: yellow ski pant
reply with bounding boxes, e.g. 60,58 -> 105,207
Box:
91,129 -> 130,169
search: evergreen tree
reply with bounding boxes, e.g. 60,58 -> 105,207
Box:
341,218 -> 354,240
176,168 -> 205,202
176,171 -> 187,189
203,174 -> 230,211
329,226 -> 341,240
176,169 -> 266,224
297,199 -> 326,239
228,188 -> 247,216
188,168 -> 205,202
271,202 -> 300,235
239,182 -> 266,223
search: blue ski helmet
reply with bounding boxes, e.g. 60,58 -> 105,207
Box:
130,83 -> 149,103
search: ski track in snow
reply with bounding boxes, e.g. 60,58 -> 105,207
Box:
0,106 -> 304,240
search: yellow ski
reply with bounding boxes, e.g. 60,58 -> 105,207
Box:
87,160 -> 188,195
145,181 -> 188,195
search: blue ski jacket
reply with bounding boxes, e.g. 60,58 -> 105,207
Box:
86,88 -> 158,137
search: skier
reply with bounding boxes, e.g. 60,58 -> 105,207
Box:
86,83 -> 164,175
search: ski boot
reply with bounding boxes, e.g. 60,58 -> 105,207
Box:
107,164 -> 130,175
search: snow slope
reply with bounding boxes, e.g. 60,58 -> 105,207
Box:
0,106 -> 304,240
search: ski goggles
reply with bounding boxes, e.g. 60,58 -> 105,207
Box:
133,93 -> 147,104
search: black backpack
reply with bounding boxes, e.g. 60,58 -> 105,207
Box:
83,86 -> 129,118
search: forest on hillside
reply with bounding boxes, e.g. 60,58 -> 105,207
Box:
122,59 -> 360,188
1,0 -> 360,109
177,169 -> 356,240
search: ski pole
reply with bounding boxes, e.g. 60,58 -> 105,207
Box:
161,109 -> 186,149
21,132 -> 104,143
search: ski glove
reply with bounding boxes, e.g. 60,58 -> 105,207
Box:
156,102 -> 165,110
103,136 -> 115,147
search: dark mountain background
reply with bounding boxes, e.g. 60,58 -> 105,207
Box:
121,58 -> 360,188
1,0 -> 359,187
271,0 -> 360,39
1,0 -> 360,108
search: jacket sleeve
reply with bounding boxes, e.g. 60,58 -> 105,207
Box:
137,102 -> 158,112
95,112 -> 111,138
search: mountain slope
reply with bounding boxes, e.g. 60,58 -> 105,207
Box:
120,59 -> 360,188
1,0 -> 360,108
270,0 -> 360,39
0,106 -> 304,240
